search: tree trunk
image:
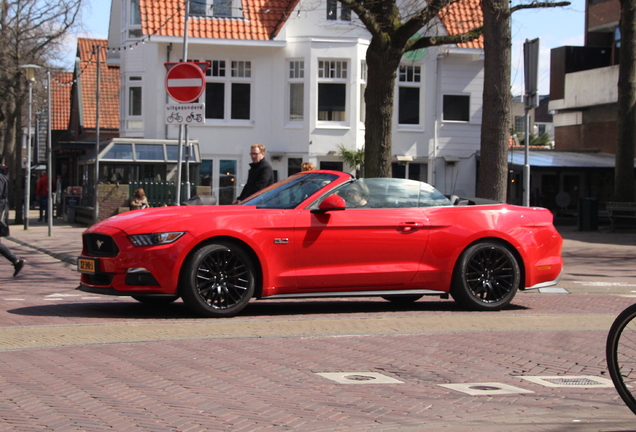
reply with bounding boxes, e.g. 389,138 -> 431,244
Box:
615,0 -> 636,202
364,40 -> 402,178
476,0 -> 511,202
4,98 -> 24,224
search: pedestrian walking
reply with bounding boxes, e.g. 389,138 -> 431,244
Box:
0,156 -> 25,277
35,171 -> 49,222
233,144 -> 275,203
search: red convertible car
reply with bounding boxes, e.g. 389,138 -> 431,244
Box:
77,170 -> 563,317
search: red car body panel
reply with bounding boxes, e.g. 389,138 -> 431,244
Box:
78,171 -> 563,306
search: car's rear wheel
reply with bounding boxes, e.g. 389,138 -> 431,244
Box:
450,241 -> 520,311
180,242 -> 255,318
381,294 -> 423,303
132,295 -> 179,305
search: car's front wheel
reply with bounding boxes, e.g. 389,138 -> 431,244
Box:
180,242 -> 256,318
450,241 -> 520,311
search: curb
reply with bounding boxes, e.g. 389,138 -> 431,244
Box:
6,236 -> 77,265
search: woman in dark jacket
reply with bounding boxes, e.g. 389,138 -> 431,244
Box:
0,158 -> 25,277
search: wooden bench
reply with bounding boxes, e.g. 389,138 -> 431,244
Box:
606,202 -> 636,232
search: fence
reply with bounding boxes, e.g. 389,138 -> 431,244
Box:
129,181 -> 196,207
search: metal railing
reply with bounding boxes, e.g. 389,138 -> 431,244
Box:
129,181 -> 195,207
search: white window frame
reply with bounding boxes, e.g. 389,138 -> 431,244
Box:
204,59 -> 253,125
317,59 -> 349,127
326,0 -> 351,22
359,60 -> 367,125
125,75 -> 144,131
397,64 -> 422,128
127,0 -> 142,38
287,59 -> 305,124
189,0 -> 243,18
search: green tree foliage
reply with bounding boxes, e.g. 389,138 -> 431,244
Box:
337,144 -> 365,178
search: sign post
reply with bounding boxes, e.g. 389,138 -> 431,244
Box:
164,60 -> 208,204
523,38 -> 539,207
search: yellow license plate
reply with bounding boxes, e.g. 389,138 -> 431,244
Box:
78,258 -> 96,274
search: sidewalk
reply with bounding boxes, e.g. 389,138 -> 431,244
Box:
5,209 -> 85,265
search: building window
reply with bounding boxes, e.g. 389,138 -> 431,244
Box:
514,115 -> 524,133
288,60 -> 304,122
398,65 -> 421,125
360,61 -> 367,123
214,0 -> 232,16
318,60 -> 348,122
443,94 -> 470,122
190,0 -> 233,17
129,87 -> 142,116
127,0 -> 142,38
205,59 -> 252,121
130,0 -> 141,25
326,0 -> 351,21
288,158 -> 302,176
320,161 -> 344,171
537,124 -> 546,135
127,76 -> 143,130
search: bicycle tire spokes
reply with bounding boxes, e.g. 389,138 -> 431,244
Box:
607,303 -> 636,416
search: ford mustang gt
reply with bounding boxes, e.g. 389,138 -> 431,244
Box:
77,170 -> 563,317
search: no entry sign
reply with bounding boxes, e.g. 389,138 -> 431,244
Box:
164,62 -> 207,103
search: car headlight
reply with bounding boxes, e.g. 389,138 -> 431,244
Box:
128,232 -> 185,247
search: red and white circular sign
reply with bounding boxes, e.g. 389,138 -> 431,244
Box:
165,62 -> 206,103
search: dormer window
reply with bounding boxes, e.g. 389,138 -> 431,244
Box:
190,0 -> 236,18
126,0 -> 142,38
326,0 -> 351,21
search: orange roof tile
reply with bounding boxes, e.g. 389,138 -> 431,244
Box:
440,0 -> 484,49
51,72 -> 73,131
76,38 -> 120,131
140,0 -> 300,40
138,0 -> 483,47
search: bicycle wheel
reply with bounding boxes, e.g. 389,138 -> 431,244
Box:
606,303 -> 636,415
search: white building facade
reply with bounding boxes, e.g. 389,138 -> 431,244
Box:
108,0 -> 484,203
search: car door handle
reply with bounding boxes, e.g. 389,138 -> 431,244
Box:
399,222 -> 425,231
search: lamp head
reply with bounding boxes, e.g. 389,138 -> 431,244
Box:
20,64 -> 42,81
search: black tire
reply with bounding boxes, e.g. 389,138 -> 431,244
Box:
450,241 -> 520,311
606,303 -> 636,415
180,242 -> 256,318
132,295 -> 179,305
382,294 -> 424,303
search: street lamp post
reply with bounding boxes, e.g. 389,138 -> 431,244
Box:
20,64 -> 42,230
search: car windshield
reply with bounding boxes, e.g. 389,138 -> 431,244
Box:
318,178 -> 452,209
242,172 -> 339,209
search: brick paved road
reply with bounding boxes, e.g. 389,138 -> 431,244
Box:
0,223 -> 635,431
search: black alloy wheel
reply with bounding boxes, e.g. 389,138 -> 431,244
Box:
450,241 -> 520,311
180,242 -> 256,318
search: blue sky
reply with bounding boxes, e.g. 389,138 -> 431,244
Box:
66,0 -> 586,96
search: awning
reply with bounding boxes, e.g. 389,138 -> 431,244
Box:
507,150 -> 632,168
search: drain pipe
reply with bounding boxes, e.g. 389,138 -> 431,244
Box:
165,43 -> 172,139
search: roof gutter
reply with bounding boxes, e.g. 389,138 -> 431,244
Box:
150,35 -> 286,48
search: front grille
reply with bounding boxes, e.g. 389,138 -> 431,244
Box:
83,233 -> 119,257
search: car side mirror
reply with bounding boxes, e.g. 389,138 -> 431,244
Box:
311,194 -> 346,213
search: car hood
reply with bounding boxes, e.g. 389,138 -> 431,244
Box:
87,205 -> 261,235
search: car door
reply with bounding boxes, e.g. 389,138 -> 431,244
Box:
293,207 -> 430,289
